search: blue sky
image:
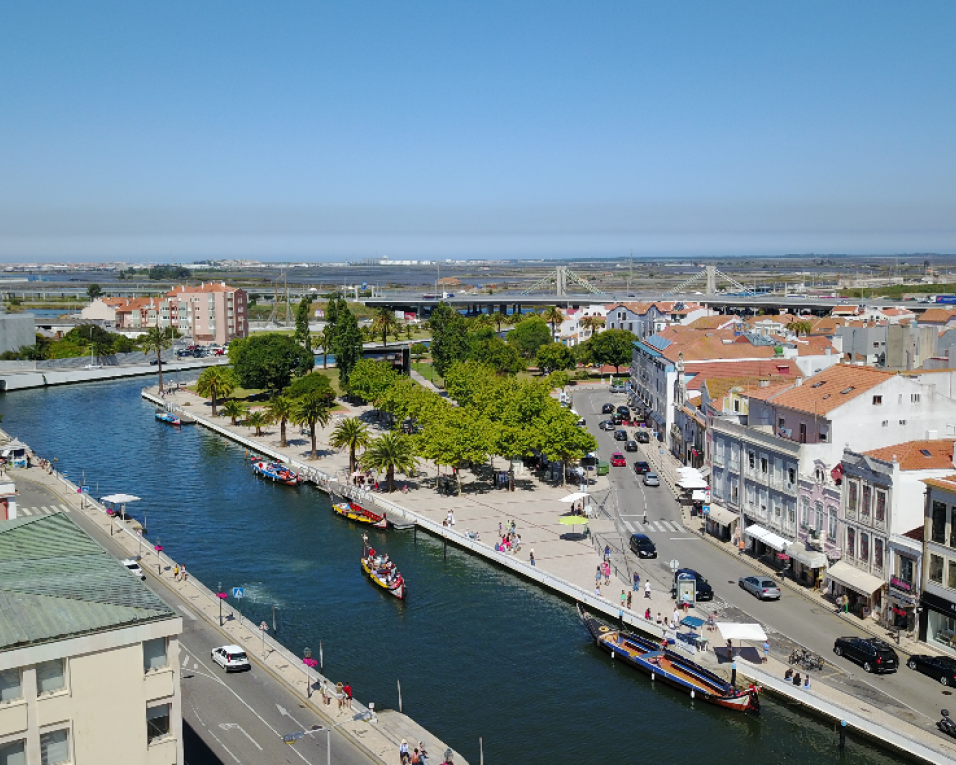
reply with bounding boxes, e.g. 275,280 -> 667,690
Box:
2,2 -> 955,261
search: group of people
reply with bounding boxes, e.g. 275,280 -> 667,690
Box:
398,739 -> 429,764
784,667 -> 811,689
365,548 -> 403,589
494,519 -> 521,554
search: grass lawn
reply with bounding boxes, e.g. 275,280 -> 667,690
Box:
411,362 -> 444,387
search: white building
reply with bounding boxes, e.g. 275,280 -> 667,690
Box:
606,301 -> 714,340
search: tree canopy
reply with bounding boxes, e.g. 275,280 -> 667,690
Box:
429,303 -> 469,376
294,297 -> 313,355
535,342 -> 575,374
230,333 -> 315,394
507,316 -> 552,359
586,328 -> 637,373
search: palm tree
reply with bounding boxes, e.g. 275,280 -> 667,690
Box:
265,395 -> 295,447
141,326 -> 174,392
471,314 -> 493,328
329,417 -> 372,475
221,399 -> 246,426
246,409 -> 269,436
195,366 -> 237,416
542,306 -> 565,341
490,311 -> 507,333
371,307 -> 401,347
92,340 -> 113,364
315,328 -> 332,369
292,390 -> 332,459
579,314 -> 605,339
360,432 -> 418,493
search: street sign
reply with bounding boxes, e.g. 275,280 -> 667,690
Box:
702,505 -> 711,515
669,558 -> 680,573
81,486 -> 90,494
232,587 -> 244,599
259,621 -> 268,631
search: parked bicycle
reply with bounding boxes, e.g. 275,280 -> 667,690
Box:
789,647 -> 825,671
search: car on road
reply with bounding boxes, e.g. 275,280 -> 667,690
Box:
610,383 -> 626,393
633,460 -> 650,474
616,405 -> 630,416
629,533 -> 657,558
642,472 -> 660,487
673,568 -> 714,601
149,357 -> 164,365
636,431 -> 651,444
907,654 -> 956,686
610,452 -> 627,467
599,420 -> 616,431
624,440 -> 638,452
832,636 -> 898,673
211,645 -> 251,672
614,430 -> 628,441
611,413 -> 625,425
602,403 -> 615,414
738,576 -> 781,600
121,558 -> 145,580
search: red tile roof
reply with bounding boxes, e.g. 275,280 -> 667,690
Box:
863,440 -> 956,471
745,364 -> 895,415
918,308 -> 956,325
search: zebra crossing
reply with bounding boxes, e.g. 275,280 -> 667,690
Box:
622,518 -> 684,534
16,504 -> 72,517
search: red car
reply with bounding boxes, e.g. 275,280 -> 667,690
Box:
610,452 -> 627,467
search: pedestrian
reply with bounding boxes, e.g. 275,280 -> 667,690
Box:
621,590 -> 626,608
173,564 -> 180,581
400,739 -> 410,764
604,544 -> 611,561
656,612 -> 662,625
633,571 -> 640,591
603,561 -> 610,585
182,566 -> 188,582
644,607 -> 651,620
644,580 -> 651,599
803,674 -> 811,690
343,681 -> 352,709
595,586 -> 602,598
792,672 -> 801,687
411,748 -> 421,764
642,510 -> 647,525
726,639 -> 733,658
626,591 -> 632,610
529,549 -> 535,566
762,641 -> 770,663
673,608 -> 681,628
595,565 -> 601,587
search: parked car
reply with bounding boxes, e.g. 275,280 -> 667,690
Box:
614,430 -> 628,441
211,645 -> 251,673
832,636 -> 898,673
149,358 -> 162,365
616,405 -> 630,416
612,413 -> 625,425
633,460 -> 651,474
610,452 -> 627,467
121,558 -> 145,580
907,654 -> 956,686
738,576 -> 781,600
642,473 -> 660,487
629,533 -> 657,558
599,420 -> 616,431
597,461 -> 609,476
672,568 -> 714,601
624,440 -> 638,452
610,383 -> 626,393
636,431 -> 651,444
602,403 -> 615,414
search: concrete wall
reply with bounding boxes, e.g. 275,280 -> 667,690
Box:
0,315 -> 36,355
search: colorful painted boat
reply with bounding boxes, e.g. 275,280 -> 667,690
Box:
578,605 -> 759,714
361,545 -> 405,600
155,412 -> 181,426
251,458 -> 303,486
332,497 -> 387,529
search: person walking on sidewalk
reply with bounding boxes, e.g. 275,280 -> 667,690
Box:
529,549 -> 535,566
621,590 -> 627,608
626,590 -> 632,610
644,580 -> 652,598
633,571 -> 640,591
603,561 -> 611,586
595,565 -> 602,588
173,564 -> 180,581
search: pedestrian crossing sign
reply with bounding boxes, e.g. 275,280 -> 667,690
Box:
233,587 -> 244,598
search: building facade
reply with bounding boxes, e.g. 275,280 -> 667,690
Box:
921,476 -> 956,656
114,283 -> 248,345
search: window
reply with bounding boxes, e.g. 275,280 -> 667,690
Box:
949,561 -> 956,590
147,703 -> 171,743
900,556 -> 914,584
788,468 -> 795,485
875,490 -> 886,524
748,452 -> 755,469
778,418 -> 785,428
801,496 -> 809,526
40,729 -> 69,765
36,660 -> 64,695
861,485 -> 871,519
0,739 -> 25,765
933,501 -> 948,544
931,554 -> 944,583
912,393 -> 921,403
874,538 -> 884,570
950,505 -> 956,549
819,428 -> 829,442
899,420 -> 907,426
846,527 -> 855,558
847,482 -> 858,517
872,395 -> 882,405
815,501 -> 825,533
143,638 -> 168,673
860,532 -> 869,563
0,669 -> 22,703
882,420 -> 888,427
761,457 -> 768,474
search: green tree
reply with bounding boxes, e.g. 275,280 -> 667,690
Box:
294,297 -> 313,355
588,328 -> 637,374
141,326 -> 175,392
196,366 -> 238,416
112,335 -> 137,354
92,340 -> 113,363
347,359 -> 399,416
537,407 -> 598,485
265,395 -> 295,447
292,389 -> 333,459
786,320 -> 813,336
469,332 -> 524,375
329,417 -> 372,475
535,342 -> 574,374
410,342 -> 428,361
419,408 -> 491,494
489,311 -> 507,333
331,300 -> 363,388
548,370 -> 571,389
287,371 -> 336,403
246,409 -> 269,436
231,333 -> 314,395
579,314 -> 605,339
430,302 -> 469,377
87,284 -> 103,300
316,327 -> 333,368
541,305 -> 565,340
360,431 -> 418,493
371,307 -> 401,347
507,316 -> 551,359
221,399 -> 247,426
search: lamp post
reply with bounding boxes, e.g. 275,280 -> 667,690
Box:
154,541 -> 163,575
302,648 -> 317,698
217,583 -> 227,626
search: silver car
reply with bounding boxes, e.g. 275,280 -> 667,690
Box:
738,576 -> 781,600
642,473 -> 660,487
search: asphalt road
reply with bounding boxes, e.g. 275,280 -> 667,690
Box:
17,479 -> 378,765
575,387 -> 949,732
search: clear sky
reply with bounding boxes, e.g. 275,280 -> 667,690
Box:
2,2 -> 955,262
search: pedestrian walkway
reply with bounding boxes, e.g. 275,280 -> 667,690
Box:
14,503 -> 71,516
621,518 -> 685,534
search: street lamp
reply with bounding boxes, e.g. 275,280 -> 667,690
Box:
154,541 -> 163,575
283,711 -> 373,765
216,583 -> 227,626
302,648 -> 317,698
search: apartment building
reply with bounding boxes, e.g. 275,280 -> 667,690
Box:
114,283 -> 248,345
921,475 -> 956,656
0,514 -> 183,764
606,301 -> 713,340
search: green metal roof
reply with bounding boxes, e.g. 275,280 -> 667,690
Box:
0,514 -> 176,651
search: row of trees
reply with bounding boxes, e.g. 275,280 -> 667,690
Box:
1,324 -> 152,361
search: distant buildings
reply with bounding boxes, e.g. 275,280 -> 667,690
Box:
0,315 -> 36,355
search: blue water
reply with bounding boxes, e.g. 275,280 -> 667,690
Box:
0,378 -> 908,765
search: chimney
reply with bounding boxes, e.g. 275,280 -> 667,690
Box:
795,376 -> 804,386
927,429 -> 938,440
758,378 -> 769,388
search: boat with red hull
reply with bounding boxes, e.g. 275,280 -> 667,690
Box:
332,496 -> 387,528
361,544 -> 405,600
250,456 -> 303,486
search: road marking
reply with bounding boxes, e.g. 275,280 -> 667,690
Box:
39,506 -> 50,514
624,521 -> 635,533
220,723 -> 263,751
206,729 -> 242,764
669,537 -> 700,541
177,604 -> 198,621
59,504 -> 71,512
276,703 -> 305,729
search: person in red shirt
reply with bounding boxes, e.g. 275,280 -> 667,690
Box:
342,682 -> 352,709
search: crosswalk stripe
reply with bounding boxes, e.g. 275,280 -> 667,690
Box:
39,506 -> 50,514
19,507 -> 33,516
624,521 -> 635,533
59,505 -> 71,513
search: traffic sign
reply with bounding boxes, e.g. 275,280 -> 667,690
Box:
669,558 -> 680,573
81,486 -> 90,494
259,621 -> 268,631
232,587 -> 244,598
702,505 -> 711,515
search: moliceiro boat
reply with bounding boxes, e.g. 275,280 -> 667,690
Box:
578,605 -> 759,714
361,545 -> 405,600
155,412 -> 181,426
250,456 -> 303,486
332,497 -> 387,529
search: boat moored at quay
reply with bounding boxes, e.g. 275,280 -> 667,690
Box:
251,456 -> 304,485
332,496 -> 387,528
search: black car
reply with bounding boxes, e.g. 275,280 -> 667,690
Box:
629,533 -> 657,558
633,460 -> 650,474
636,431 -> 651,444
616,405 -> 630,416
614,430 -> 628,441
150,358 -> 162,365
599,420 -> 616,431
601,403 -> 615,414
612,413 -> 625,425
624,440 -> 638,452
672,568 -> 714,601
833,637 -> 898,673
908,654 -> 956,686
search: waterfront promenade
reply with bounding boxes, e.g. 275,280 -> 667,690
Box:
140,383 -> 956,763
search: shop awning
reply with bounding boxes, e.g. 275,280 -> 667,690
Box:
789,543 -> 828,569
697,466 -> 711,478
705,503 -> 738,526
826,561 -> 886,596
690,490 -> 711,502
677,478 -> 708,491
716,622 -> 768,643
744,524 -> 791,552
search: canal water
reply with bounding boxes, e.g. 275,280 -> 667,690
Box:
1,378 -> 906,765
